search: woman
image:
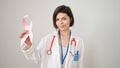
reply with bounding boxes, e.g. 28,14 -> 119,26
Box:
20,5 -> 84,68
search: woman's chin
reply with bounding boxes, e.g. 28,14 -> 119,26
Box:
59,28 -> 68,31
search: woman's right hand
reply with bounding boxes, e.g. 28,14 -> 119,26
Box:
19,30 -> 32,48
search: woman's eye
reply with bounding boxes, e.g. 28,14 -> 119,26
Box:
56,18 -> 59,21
62,17 -> 67,20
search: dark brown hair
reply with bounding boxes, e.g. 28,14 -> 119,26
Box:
53,5 -> 74,29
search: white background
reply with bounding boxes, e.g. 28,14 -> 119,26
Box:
0,0 -> 120,68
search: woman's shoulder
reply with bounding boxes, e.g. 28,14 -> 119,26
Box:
71,33 -> 84,50
72,36 -> 84,46
71,32 -> 83,41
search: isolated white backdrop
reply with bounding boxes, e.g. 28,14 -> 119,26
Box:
0,0 -> 120,68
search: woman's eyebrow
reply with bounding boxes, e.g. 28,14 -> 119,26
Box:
56,15 -> 67,19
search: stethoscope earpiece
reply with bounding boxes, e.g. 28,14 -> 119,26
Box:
70,51 -> 74,56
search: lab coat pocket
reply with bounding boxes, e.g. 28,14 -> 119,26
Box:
70,61 -> 78,68
70,54 -> 79,68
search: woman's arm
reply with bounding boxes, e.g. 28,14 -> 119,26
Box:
19,30 -> 44,64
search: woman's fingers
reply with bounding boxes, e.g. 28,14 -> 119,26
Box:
25,36 -> 32,48
19,30 -> 32,47
19,30 -> 29,39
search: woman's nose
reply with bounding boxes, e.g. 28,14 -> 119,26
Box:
59,19 -> 63,24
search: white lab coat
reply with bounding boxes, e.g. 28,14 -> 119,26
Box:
21,30 -> 84,68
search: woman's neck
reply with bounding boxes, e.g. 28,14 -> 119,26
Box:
59,29 -> 70,47
59,29 -> 70,37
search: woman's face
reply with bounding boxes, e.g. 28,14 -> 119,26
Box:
56,12 -> 71,31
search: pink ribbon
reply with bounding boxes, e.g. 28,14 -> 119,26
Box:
20,15 -> 33,47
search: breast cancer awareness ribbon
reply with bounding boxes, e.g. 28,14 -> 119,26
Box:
20,15 -> 33,48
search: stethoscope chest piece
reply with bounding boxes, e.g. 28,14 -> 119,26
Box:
47,50 -> 52,55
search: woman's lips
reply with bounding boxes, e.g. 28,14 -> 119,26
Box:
59,25 -> 65,28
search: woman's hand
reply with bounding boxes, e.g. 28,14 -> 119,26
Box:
19,30 -> 32,48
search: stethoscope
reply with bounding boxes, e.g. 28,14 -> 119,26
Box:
47,32 -> 76,56
47,35 -> 56,55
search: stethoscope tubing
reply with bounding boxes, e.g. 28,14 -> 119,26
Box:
47,36 -> 56,55
47,35 -> 76,56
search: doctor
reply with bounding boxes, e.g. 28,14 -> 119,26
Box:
20,5 -> 84,68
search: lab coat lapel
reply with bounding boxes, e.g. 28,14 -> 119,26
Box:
51,33 -> 61,68
64,35 -> 73,68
